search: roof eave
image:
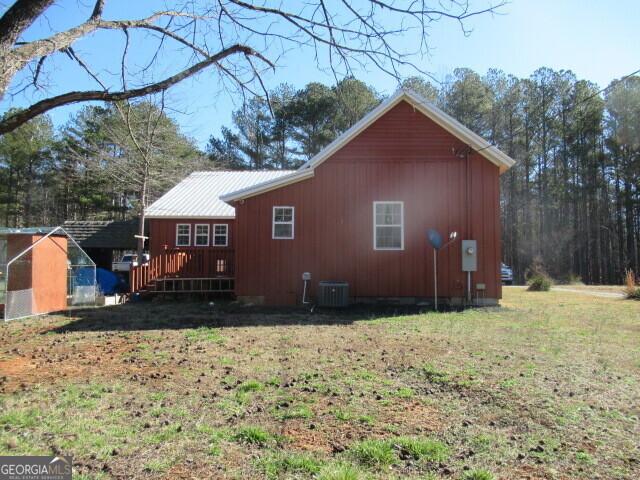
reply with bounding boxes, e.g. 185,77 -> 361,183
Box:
220,169 -> 315,203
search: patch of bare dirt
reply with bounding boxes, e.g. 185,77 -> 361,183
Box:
506,464 -> 555,480
383,399 -> 446,433
0,356 -> 36,392
0,334 -> 156,393
282,422 -> 334,453
163,463 -> 228,480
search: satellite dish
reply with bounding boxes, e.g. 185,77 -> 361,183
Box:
427,229 -> 443,250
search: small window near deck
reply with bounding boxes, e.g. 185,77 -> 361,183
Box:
216,259 -> 227,274
176,224 -> 191,246
213,224 -> 228,246
374,201 -> 404,250
272,206 -> 294,239
195,224 -> 209,246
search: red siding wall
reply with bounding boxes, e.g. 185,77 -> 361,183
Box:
149,218 -> 235,256
233,100 -> 502,305
6,234 -> 68,315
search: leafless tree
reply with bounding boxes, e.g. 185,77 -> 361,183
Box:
111,98 -> 167,258
0,0 -> 503,134
64,96 -> 206,256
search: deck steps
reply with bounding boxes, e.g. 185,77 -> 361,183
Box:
146,277 -> 234,294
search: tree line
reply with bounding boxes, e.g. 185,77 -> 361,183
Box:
0,102 -> 206,226
207,78 -> 380,169
1,68 -> 638,284
208,70 -> 640,284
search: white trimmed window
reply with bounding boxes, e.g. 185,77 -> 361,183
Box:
195,224 -> 209,246
176,224 -> 191,246
213,224 -> 228,246
272,206 -> 294,239
373,201 -> 404,250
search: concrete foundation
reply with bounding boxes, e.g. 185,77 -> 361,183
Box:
237,295 -> 265,306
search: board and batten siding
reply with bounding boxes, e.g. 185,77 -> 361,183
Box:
233,100 -> 502,305
148,218 -> 235,255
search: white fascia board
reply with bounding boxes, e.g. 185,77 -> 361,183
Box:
298,92 -> 406,171
145,215 -> 236,220
402,90 -> 516,173
220,169 -> 314,203
301,89 -> 516,174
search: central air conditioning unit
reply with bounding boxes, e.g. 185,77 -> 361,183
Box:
317,281 -> 349,307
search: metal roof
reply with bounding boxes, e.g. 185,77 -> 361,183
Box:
0,227 -> 58,235
145,170 -> 295,219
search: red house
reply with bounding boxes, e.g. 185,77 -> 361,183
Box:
139,90 -> 516,305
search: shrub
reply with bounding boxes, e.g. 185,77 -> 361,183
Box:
627,289 -> 640,300
624,270 -> 640,300
527,274 -> 552,292
525,256 -> 552,291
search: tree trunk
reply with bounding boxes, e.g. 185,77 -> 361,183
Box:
137,167 -> 149,259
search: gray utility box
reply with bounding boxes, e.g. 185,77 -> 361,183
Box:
462,240 -> 478,272
317,281 -> 349,307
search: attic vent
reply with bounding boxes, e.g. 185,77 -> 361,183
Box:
317,281 -> 349,307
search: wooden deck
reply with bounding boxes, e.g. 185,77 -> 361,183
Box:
130,249 -> 234,294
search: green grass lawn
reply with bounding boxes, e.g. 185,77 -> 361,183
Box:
0,288 -> 638,479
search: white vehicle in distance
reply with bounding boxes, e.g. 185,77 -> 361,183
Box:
501,263 -> 514,285
112,253 -> 149,272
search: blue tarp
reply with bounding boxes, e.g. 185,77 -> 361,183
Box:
75,267 -> 127,295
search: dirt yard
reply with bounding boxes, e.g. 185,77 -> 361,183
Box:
0,288 -> 638,479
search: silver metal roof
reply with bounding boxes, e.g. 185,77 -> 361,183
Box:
145,170 -> 295,219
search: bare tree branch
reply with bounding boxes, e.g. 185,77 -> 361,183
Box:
0,44 -> 272,134
0,0 -> 504,133
0,0 -> 54,47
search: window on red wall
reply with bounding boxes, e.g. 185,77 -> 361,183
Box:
373,201 -> 404,250
195,224 -> 210,246
176,224 -> 191,246
213,224 -> 228,246
272,206 -> 294,239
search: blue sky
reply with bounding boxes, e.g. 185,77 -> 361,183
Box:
2,0 -> 639,148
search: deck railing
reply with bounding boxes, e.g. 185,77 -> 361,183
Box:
130,248 -> 234,293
